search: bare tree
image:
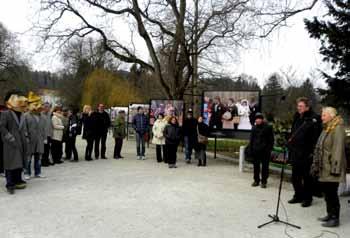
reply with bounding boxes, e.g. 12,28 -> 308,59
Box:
35,0 -> 320,99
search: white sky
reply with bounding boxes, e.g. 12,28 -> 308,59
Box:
0,0 -> 328,88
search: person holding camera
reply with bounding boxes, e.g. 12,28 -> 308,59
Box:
249,113 -> 274,188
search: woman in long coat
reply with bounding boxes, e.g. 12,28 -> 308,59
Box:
152,114 -> 167,163
311,107 -> 347,228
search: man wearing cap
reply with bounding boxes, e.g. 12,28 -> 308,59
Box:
182,109 -> 197,163
249,113 -> 274,188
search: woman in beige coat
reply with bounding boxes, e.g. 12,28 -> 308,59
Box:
152,114 -> 167,163
311,107 -> 346,228
51,107 -> 65,164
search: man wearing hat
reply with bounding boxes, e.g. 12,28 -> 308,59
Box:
182,109 -> 198,163
24,92 -> 46,179
0,90 -> 29,194
248,113 -> 274,188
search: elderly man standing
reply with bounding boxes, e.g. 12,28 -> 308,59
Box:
0,91 -> 29,194
24,92 -> 46,180
41,102 -> 53,167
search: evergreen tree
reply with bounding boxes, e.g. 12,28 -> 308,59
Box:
305,0 -> 350,112
262,73 -> 284,121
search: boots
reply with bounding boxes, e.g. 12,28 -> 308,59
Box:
197,160 -> 202,167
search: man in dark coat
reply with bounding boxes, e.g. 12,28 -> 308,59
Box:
182,109 -> 197,164
249,113 -> 274,188
132,106 -> 149,160
92,104 -> 111,159
288,97 -> 322,207
0,91 -> 29,194
209,96 -> 225,130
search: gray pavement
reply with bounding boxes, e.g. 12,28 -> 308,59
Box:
0,135 -> 349,238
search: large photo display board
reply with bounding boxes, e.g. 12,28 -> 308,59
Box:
203,91 -> 260,131
150,100 -> 185,126
110,107 -> 128,122
128,103 -> 150,124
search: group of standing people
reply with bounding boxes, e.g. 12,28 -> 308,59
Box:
151,109 -> 209,168
0,91 -> 78,194
247,97 -> 347,228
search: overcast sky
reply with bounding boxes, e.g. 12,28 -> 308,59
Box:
0,0 -> 327,87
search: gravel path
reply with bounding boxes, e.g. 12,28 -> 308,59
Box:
0,135 -> 349,238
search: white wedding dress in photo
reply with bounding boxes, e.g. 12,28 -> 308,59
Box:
238,104 -> 252,130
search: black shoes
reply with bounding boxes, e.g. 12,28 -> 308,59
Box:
251,182 -> 267,188
251,182 -> 259,187
321,218 -> 339,228
318,215 -> 331,222
288,197 -> 303,204
7,187 -> 15,195
301,200 -> 312,208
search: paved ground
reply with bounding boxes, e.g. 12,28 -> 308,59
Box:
0,135 -> 349,238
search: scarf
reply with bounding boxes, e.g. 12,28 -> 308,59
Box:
311,116 -> 343,177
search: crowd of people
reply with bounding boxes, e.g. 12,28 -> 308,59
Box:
0,90 -> 348,228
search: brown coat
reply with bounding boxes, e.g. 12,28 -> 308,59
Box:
312,119 -> 347,183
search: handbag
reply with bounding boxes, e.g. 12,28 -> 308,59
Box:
197,126 -> 208,145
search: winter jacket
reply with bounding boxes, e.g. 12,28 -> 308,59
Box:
112,115 -> 126,139
132,113 -> 149,135
82,113 -> 95,140
182,117 -> 198,138
91,111 -> 111,136
152,119 -> 167,145
164,123 -> 182,145
52,112 -> 65,141
249,122 -> 274,156
288,109 -> 322,165
0,110 -> 28,170
24,112 -> 46,155
312,117 -> 347,183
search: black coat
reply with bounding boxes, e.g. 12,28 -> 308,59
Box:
249,122 -> 274,156
209,103 -> 225,129
91,111 -> 111,136
164,124 -> 182,145
288,109 -> 322,164
182,117 -> 197,138
82,113 -> 95,140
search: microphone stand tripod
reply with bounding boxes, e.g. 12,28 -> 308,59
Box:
257,147 -> 301,229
